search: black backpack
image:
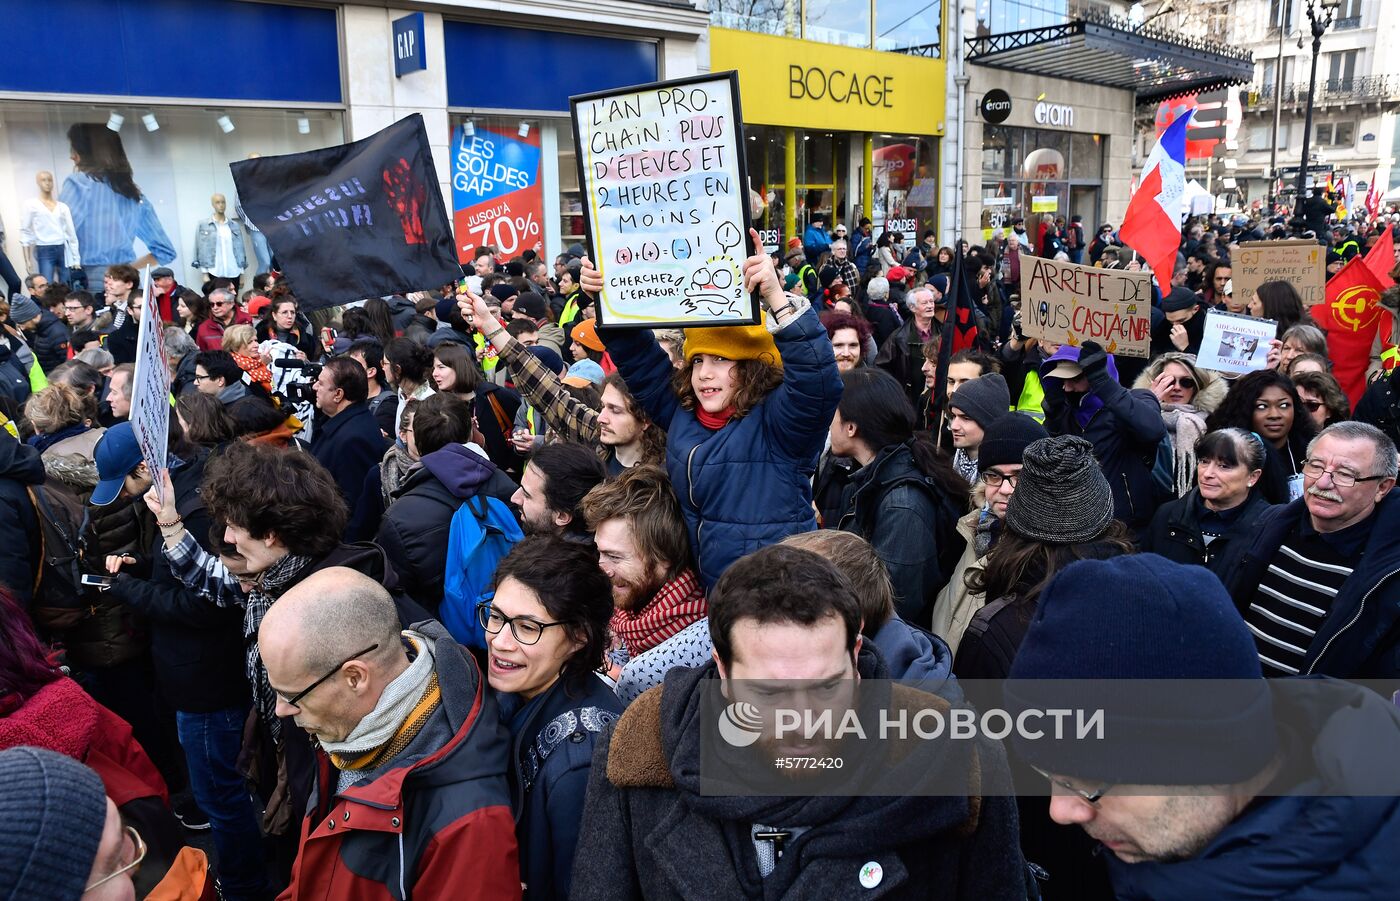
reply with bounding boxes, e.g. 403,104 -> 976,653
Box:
26,481 -> 99,622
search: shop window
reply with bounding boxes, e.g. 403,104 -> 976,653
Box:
447,114 -> 550,264
0,102 -> 343,288
1069,133 -> 1103,180
875,0 -> 942,56
805,0 -> 872,47
982,125 -> 1020,178
873,134 -> 938,241
710,0 -> 794,36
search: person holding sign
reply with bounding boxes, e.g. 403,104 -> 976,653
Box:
583,233 -> 843,589
1039,341 -> 1167,535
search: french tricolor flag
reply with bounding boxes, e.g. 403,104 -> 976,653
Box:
1120,109 -> 1192,296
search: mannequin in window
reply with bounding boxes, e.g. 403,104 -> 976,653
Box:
190,193 -> 247,292
20,171 -> 81,285
234,153 -> 273,275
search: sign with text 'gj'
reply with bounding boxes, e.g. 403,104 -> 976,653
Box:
572,72 -> 758,328
1233,240 -> 1325,307
1020,257 -> 1152,358
451,124 -> 544,264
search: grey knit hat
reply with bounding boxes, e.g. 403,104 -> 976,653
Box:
949,373 -> 1010,431
7,294 -> 41,324
0,746 -> 109,901
1005,435 -> 1114,543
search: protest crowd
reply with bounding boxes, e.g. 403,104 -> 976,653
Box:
4,128 -> 1400,901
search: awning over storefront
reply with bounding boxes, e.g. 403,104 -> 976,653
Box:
966,10 -> 1253,105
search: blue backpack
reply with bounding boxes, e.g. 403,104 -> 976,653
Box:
440,494 -> 524,649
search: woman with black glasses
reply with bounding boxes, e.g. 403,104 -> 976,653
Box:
480,535 -> 621,901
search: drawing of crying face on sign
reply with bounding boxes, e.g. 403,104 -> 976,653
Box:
682,256 -> 743,317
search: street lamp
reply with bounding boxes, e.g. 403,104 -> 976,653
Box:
1291,0 -> 1342,235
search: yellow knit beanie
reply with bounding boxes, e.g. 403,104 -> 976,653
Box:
681,314 -> 782,370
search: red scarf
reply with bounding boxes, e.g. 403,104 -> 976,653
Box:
695,406 -> 735,430
610,570 -> 707,659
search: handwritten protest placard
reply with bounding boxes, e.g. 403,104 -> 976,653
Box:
129,270 -> 170,502
572,72 -> 757,328
1020,256 -> 1152,358
1233,240 -> 1325,307
1196,309 -> 1277,375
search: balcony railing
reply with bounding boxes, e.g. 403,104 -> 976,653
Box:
1248,74 -> 1400,107
1335,15 -> 1362,30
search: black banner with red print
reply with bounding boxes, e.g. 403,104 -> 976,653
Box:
231,114 -> 462,312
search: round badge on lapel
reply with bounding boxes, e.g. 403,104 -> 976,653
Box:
859,860 -> 883,889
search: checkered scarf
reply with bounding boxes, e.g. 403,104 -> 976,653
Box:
609,569 -> 706,659
244,553 -> 314,745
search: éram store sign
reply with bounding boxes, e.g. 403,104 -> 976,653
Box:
709,28 -> 946,135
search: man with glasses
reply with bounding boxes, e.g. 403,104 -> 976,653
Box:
932,412 -> 1047,654
194,287 -> 252,351
1005,553 -> 1400,899
1229,420 -> 1400,677
258,566 -> 521,900
64,289 -> 98,332
0,746 -> 156,900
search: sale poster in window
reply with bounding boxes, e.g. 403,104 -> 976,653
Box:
451,124 -> 544,264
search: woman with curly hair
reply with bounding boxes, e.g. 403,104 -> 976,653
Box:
576,237 -> 842,588
1206,369 -> 1316,503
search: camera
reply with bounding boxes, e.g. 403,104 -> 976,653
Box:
272,356 -> 322,404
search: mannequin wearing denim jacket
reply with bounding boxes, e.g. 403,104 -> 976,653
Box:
190,193 -> 246,285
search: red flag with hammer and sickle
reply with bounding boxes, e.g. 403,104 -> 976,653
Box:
1313,250 -> 1393,406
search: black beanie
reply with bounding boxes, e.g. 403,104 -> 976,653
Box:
977,412 -> 1049,473
1005,435 -> 1113,543
1161,286 -> 1199,313
1004,554 -> 1275,786
0,746 -> 108,901
949,373 -> 1010,431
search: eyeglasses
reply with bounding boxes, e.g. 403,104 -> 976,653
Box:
477,602 -> 572,646
982,469 -> 1019,489
210,299 -> 232,307
1168,376 -> 1197,391
1301,459 -> 1386,489
192,373 -> 210,382
1029,765 -> 1113,805
1300,399 -> 1324,413
86,825 -> 146,891
278,643 -> 380,709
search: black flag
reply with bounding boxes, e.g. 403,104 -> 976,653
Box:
231,114 -> 463,312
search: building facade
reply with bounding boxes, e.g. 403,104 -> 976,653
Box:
1229,0 -> 1400,212
0,0 -> 706,286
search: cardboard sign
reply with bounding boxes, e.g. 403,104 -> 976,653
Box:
1196,309 -> 1277,375
571,72 -> 758,328
128,269 -> 170,503
1019,257 -> 1152,358
1233,240 -> 1325,308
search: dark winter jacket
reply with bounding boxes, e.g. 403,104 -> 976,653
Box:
375,443 -> 516,613
870,615 -> 962,706
1040,347 -> 1166,531
837,442 -> 965,626
570,651 -> 1027,901
812,450 -> 856,528
385,295 -> 417,333
0,342 -> 31,406
172,351 -> 199,397
1141,489 -> 1274,584
472,381 -> 525,481
309,401 -> 388,521
0,435 -> 43,603
1353,365 -> 1400,446
28,309 -> 71,372
875,316 -> 936,416
107,452 -> 248,713
256,319 -> 319,358
1228,491 -> 1400,677
500,674 -> 622,901
1104,679 -> 1400,900
601,307 -> 843,589
105,312 -> 140,366
281,621 -> 522,901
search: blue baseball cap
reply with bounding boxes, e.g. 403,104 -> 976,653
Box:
91,422 -> 145,506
